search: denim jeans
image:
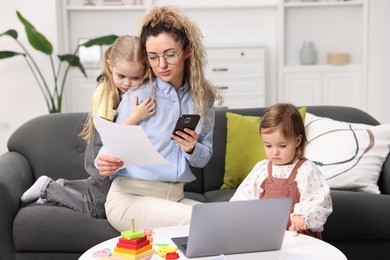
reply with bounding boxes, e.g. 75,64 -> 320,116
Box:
41,130 -> 110,219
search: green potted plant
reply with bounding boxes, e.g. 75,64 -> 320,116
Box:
0,11 -> 118,113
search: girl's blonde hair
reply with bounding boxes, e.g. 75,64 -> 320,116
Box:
138,5 -> 223,128
79,35 -> 148,143
259,103 -> 307,159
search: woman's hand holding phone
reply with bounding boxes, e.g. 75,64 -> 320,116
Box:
171,128 -> 199,154
171,114 -> 200,154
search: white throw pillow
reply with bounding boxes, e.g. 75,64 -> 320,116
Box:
304,113 -> 390,194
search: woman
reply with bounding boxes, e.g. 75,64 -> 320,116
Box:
96,6 -> 222,231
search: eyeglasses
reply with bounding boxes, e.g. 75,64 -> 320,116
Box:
147,49 -> 184,67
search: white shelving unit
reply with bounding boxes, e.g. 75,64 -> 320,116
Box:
278,0 -> 368,109
57,0 -> 274,112
57,0 -> 369,112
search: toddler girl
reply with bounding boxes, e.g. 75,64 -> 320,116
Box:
230,103 -> 332,239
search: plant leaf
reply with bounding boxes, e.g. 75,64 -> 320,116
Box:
58,54 -> 87,78
17,11 -> 53,55
82,35 -> 118,47
0,51 -> 26,59
16,11 -> 34,28
0,30 -> 18,39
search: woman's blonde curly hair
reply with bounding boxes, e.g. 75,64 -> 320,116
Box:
139,5 -> 223,128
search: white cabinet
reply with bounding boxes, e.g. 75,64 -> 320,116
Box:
323,71 -> 364,107
278,0 -> 368,110
283,72 -> 322,106
206,47 -> 266,109
283,67 -> 364,108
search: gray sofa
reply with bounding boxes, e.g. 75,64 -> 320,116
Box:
1,106 -> 389,260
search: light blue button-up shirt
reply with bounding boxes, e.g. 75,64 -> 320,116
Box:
99,78 -> 214,182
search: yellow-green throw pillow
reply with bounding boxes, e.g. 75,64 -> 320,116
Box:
221,107 -> 306,190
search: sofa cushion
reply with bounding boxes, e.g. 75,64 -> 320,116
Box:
202,108 -> 268,193
13,204 -> 118,252
221,107 -> 306,190
221,112 -> 264,189
204,189 -> 236,202
184,191 -> 207,202
305,113 -> 390,194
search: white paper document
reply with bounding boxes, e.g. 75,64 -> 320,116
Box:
93,115 -> 168,166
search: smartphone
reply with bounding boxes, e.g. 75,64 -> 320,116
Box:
171,114 -> 200,138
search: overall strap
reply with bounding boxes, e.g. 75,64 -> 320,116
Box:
288,158 -> 307,180
267,160 -> 273,178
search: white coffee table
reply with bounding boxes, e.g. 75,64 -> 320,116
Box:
79,225 -> 347,260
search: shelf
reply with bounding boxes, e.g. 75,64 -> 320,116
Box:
67,1 -> 278,10
66,5 -> 147,11
284,1 -> 364,8
152,0 -> 277,9
283,64 -> 363,72
283,2 -> 364,66
205,42 -> 265,49
167,3 -> 278,9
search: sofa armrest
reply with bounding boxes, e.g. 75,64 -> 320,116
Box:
0,152 -> 34,259
324,190 -> 390,240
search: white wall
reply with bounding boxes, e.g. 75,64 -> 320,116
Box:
0,0 -> 389,155
367,0 -> 390,124
0,0 -> 58,155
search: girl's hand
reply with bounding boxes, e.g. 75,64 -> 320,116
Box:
96,154 -> 124,177
133,96 -> 155,121
289,215 -> 308,232
123,96 -> 156,125
171,128 -> 199,154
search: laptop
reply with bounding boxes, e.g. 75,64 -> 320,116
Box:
171,197 -> 292,258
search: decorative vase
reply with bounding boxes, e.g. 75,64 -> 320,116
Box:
300,42 -> 316,65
